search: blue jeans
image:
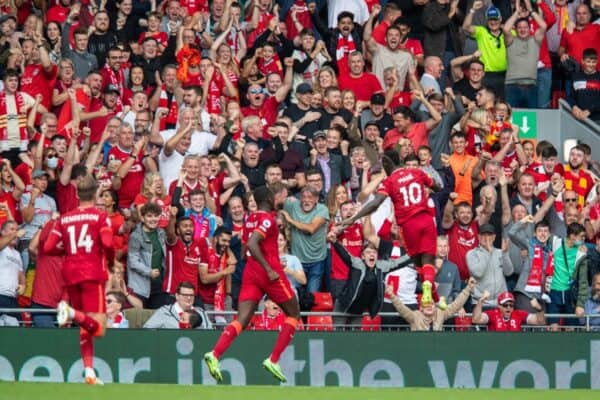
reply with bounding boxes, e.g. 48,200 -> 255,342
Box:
547,289 -> 578,326
31,302 -> 56,328
506,84 -> 538,108
537,68 -> 552,108
302,260 -> 326,293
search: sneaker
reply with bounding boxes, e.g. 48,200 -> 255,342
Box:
84,368 -> 104,385
262,358 -> 287,383
204,352 -> 223,383
421,281 -> 433,306
437,296 -> 448,311
56,300 -> 71,327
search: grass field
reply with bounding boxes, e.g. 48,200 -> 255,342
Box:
0,382 -> 597,400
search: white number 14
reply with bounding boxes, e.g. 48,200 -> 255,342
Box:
67,224 -> 94,254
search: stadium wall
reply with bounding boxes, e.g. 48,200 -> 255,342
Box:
1,329 -> 600,388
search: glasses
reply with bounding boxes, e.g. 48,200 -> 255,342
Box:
249,88 -> 263,95
501,303 -> 514,308
177,292 -> 195,298
564,198 -> 577,202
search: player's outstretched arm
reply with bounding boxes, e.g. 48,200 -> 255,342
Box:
341,193 -> 386,227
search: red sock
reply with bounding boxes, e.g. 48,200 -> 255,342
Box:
422,264 -> 439,303
213,320 -> 242,359
269,317 -> 298,363
73,310 -> 100,335
80,329 -> 94,369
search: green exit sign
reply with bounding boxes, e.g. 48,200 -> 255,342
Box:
511,111 -> 537,139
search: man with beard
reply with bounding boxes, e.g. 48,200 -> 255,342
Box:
100,47 -> 125,95
364,7 -> 414,89
87,11 -> 118,67
305,130 -> 351,194
562,145 -> 594,207
583,273 -> 600,330
359,93 -> 393,136
204,186 -> 300,383
198,227 -> 237,323
281,186 -> 329,293
316,87 -> 353,130
149,65 -> 182,131
88,85 -> 120,144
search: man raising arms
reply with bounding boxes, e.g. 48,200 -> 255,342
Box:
204,186 -> 300,383
44,175 -> 113,385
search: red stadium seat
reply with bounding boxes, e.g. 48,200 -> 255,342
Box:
551,90 -> 565,109
311,292 -> 333,311
307,315 -> 333,331
361,315 -> 381,331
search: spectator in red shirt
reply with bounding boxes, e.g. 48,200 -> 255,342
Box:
559,4 -> 600,69
338,51 -> 383,105
371,3 -> 402,46
472,290 -> 546,331
20,38 -> 57,112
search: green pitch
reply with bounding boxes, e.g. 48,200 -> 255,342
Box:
0,383 -> 597,400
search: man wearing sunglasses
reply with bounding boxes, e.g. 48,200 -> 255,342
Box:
463,2 -> 507,99
472,290 -> 546,331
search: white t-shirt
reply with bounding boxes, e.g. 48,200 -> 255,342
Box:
160,129 -> 217,157
0,246 -> 23,297
158,147 -> 185,189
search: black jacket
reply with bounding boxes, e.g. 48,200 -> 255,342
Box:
333,242 -> 412,317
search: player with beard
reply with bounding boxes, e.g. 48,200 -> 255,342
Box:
204,186 -> 300,383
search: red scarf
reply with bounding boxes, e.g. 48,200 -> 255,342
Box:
158,85 -> 179,129
525,244 -> 553,293
102,63 -> 125,93
213,252 -> 227,312
336,34 -> 355,76
178,311 -> 191,329
0,91 -> 29,151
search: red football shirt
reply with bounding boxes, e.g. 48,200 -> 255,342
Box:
338,72 -> 383,102
163,238 -> 202,294
331,222 -> 363,280
241,96 -> 280,138
485,308 -> 529,332
20,64 -> 57,110
447,221 -> 479,280
31,223 -> 65,308
107,145 -> 145,209
48,206 -> 111,286
197,242 -> 224,305
56,181 -> 78,214
245,210 -> 282,274
377,167 -> 434,226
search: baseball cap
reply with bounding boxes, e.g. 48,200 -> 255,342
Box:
479,223 -> 495,234
497,291 -> 515,305
104,84 -> 120,96
370,93 -> 385,105
364,121 -> 380,131
32,169 -> 49,179
486,6 -> 501,20
0,15 -> 16,25
296,82 -> 314,94
312,130 -> 326,140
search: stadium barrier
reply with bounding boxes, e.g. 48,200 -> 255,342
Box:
1,328 -> 600,388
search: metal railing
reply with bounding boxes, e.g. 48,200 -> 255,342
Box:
1,308 -> 598,331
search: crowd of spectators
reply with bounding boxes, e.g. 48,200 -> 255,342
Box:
0,0 -> 599,332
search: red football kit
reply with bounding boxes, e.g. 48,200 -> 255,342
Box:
107,145 -> 145,209
163,238 -> 203,295
484,309 -> 529,332
447,221 -> 479,280
239,210 -> 294,304
45,206 -> 113,313
377,167 -> 437,256
331,222 -> 363,280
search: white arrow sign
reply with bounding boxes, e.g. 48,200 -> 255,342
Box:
520,117 -> 530,133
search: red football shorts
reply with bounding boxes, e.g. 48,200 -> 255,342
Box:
400,212 -> 437,257
238,267 -> 295,305
67,281 -> 106,314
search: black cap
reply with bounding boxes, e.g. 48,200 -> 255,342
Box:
296,82 -> 314,94
364,121 -> 380,131
0,15 -> 16,25
312,130 -> 326,140
104,84 -> 120,96
479,224 -> 496,234
370,93 -> 385,105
